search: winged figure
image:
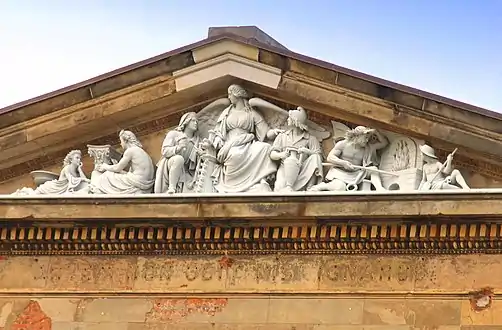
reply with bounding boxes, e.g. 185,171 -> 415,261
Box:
197,93 -> 330,144
331,120 -> 351,143
193,84 -> 330,193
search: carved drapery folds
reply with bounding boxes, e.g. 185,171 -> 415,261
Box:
10,84 -> 472,196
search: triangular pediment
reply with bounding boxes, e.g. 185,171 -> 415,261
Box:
1,27 -> 502,193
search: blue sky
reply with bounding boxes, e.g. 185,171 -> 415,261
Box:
0,0 -> 501,111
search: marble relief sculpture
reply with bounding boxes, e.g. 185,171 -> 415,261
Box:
270,107 -> 324,192
194,84 -> 330,193
10,84 -> 475,196
154,112 -> 202,194
90,130 -> 155,194
12,150 -> 90,195
310,126 -> 391,192
418,145 -> 470,191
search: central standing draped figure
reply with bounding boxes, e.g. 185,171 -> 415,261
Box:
207,85 -> 282,193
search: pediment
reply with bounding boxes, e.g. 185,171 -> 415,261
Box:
1,32 -> 502,194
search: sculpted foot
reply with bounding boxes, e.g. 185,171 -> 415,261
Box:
167,187 -> 176,194
279,186 -> 294,193
308,184 -> 323,192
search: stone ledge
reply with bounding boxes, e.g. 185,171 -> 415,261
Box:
0,191 -> 502,255
2,190 -> 502,221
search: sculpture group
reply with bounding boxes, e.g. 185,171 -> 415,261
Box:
12,84 -> 471,196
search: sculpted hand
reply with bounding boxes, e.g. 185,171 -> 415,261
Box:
201,139 -> 212,150
176,139 -> 188,153
96,164 -> 108,172
194,147 -> 205,156
446,154 -> 453,162
273,128 -> 284,135
278,151 -> 288,160
268,128 -> 284,139
342,161 -> 355,170
298,147 -> 311,155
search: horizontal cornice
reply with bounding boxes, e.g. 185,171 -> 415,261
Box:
2,191 -> 502,221
1,218 -> 502,256
0,192 -> 500,255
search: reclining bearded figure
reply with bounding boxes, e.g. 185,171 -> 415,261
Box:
310,125 -> 389,192
195,84 -> 330,193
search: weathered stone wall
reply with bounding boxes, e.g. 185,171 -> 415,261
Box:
0,254 -> 500,328
0,296 -> 498,329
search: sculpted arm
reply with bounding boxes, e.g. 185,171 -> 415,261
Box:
77,162 -> 88,180
270,134 -> 287,161
59,165 -> 70,181
249,98 -> 285,140
442,155 -> 454,175
161,131 -> 179,158
253,111 -> 271,142
103,149 -> 132,173
326,140 -> 350,167
306,136 -> 322,155
372,130 -> 389,150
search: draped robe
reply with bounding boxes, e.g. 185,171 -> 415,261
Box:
154,130 -> 200,193
271,129 -> 324,191
212,105 -> 277,193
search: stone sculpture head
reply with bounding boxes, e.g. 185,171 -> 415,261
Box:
287,107 -> 309,131
227,84 -> 249,105
419,144 -> 438,163
63,150 -> 82,167
119,130 -> 142,150
177,112 -> 198,133
345,126 -> 375,147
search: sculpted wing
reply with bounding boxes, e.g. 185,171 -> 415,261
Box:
331,120 -> 350,143
196,98 -> 231,139
249,98 -> 331,142
248,97 -> 289,131
306,120 -> 331,142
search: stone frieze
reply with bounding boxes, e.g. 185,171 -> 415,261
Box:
8,84 -> 479,197
0,254 -> 501,294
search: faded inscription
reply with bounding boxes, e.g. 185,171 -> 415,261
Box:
47,257 -> 136,290
140,259 -> 174,282
318,256 -> 431,291
2,255 -> 502,293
